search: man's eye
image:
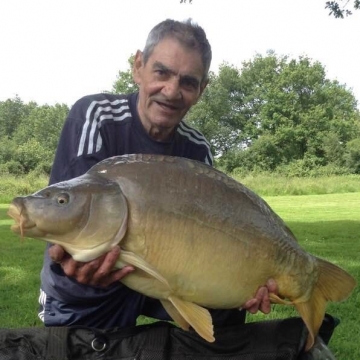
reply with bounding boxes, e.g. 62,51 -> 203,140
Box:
155,69 -> 166,76
182,79 -> 198,90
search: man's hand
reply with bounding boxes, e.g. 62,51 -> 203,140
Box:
49,245 -> 134,287
241,279 -> 278,314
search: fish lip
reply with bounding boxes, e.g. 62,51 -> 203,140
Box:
7,203 -> 22,222
8,203 -> 37,234
10,221 -> 37,232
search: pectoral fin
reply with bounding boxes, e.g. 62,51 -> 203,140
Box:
117,250 -> 171,288
168,295 -> 214,343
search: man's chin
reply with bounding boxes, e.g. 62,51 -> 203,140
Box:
150,111 -> 183,127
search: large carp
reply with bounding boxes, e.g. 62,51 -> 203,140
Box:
8,154 -> 356,350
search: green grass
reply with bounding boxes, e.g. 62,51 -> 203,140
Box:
236,173 -> 360,196
1,193 -> 359,358
0,205 -> 45,327
0,173 -> 48,203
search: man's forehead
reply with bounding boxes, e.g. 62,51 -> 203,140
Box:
147,38 -> 204,79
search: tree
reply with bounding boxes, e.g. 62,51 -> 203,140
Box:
0,136 -> 17,165
186,67 -> 246,157
0,96 -> 36,138
13,104 -> 69,152
187,52 -> 360,172
112,55 -> 138,94
325,0 -> 360,18
344,138 -> 360,173
10,102 -> 69,174
15,138 -> 49,173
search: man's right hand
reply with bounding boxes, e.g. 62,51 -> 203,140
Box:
49,244 -> 135,287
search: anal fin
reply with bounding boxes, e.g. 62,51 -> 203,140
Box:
168,295 -> 214,342
160,299 -> 190,331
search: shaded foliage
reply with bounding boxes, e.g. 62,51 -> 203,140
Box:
344,138 -> 360,173
0,98 -> 69,175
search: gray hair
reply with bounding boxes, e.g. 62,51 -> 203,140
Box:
142,19 -> 212,83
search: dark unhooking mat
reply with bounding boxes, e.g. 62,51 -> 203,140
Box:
0,315 -> 337,360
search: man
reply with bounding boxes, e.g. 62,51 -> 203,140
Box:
39,18 -> 276,329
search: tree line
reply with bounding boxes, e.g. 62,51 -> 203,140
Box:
185,52 -> 360,176
1,51 -> 359,177
0,97 -> 69,175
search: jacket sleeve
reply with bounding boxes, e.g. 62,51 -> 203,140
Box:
49,99 -> 109,185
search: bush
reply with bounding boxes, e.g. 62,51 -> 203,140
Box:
0,173 -> 48,203
4,160 -> 25,176
0,163 -> 10,175
15,139 -> 53,173
276,161 -> 350,178
34,161 -> 53,176
344,138 -> 360,174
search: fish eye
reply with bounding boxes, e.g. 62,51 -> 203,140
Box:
57,193 -> 69,205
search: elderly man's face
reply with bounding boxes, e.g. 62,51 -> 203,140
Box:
133,37 -> 208,140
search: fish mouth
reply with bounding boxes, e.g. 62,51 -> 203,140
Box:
7,203 -> 36,237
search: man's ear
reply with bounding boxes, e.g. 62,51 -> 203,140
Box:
199,78 -> 209,96
132,50 -> 143,85
194,78 -> 209,104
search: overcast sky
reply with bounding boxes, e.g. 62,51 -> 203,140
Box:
0,0 -> 359,107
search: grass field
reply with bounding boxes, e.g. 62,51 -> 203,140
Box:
0,192 -> 359,359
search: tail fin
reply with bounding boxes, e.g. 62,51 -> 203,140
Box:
316,257 -> 356,302
296,257 -> 356,351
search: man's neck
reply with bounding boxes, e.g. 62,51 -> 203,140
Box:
147,124 -> 175,142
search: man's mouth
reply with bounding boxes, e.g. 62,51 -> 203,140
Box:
155,101 -> 180,111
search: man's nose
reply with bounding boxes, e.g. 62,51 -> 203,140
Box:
162,77 -> 182,100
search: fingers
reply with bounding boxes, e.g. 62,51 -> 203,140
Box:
241,298 -> 259,314
266,278 -> 278,294
258,287 -> 271,314
242,287 -> 268,314
98,266 -> 135,287
48,245 -> 134,287
242,278 -> 278,315
88,247 -> 134,286
257,278 -> 278,313
48,244 -> 66,263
